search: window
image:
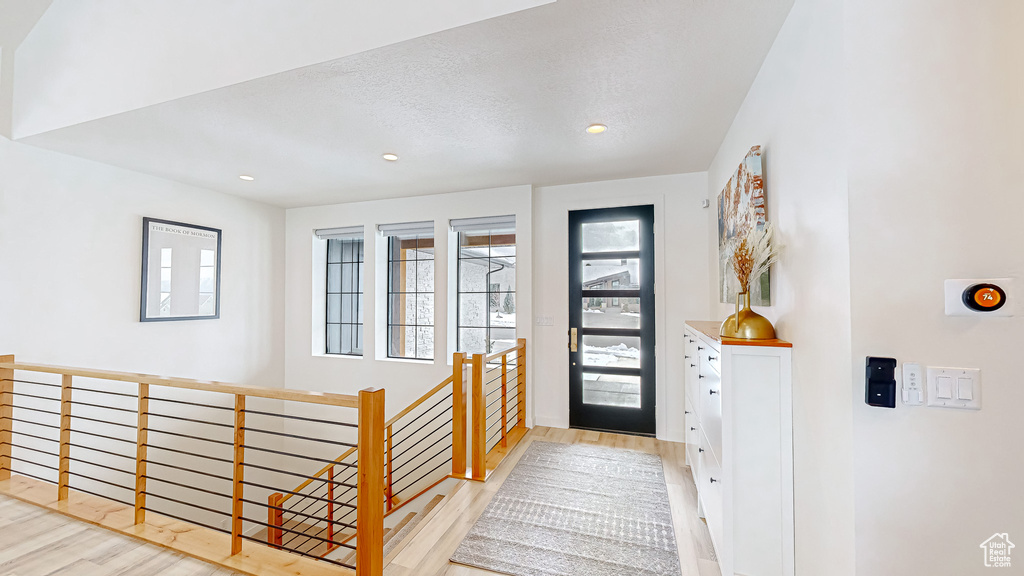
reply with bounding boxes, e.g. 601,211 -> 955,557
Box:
326,238 -> 365,355
316,225 -> 366,356
383,223 -> 435,360
453,215 -> 516,355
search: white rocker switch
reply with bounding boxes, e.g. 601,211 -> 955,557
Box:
957,377 -> 973,400
936,376 -> 953,399
927,367 -> 982,410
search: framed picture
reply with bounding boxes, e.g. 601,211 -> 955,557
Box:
718,145 -> 770,305
140,217 -> 222,322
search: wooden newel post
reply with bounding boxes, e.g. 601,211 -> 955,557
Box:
135,383 -> 149,524
517,339 -> 527,429
357,387 -> 385,576
452,353 -> 467,477
231,395 -> 246,555
471,354 -> 485,481
268,492 -> 284,548
0,354 -> 13,482
58,374 -> 72,500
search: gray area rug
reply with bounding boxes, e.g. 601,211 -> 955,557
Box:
451,441 -> 682,576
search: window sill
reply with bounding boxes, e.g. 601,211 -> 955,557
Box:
379,356 -> 435,365
313,353 -> 364,361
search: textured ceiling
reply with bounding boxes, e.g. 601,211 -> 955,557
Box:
19,0 -> 795,208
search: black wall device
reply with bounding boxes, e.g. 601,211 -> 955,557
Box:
865,357 -> 897,408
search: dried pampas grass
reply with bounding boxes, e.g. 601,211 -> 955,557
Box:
728,222 -> 780,293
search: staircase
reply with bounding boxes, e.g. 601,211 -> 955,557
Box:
324,493 -> 447,565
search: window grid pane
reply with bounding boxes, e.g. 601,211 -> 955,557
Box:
457,230 -> 516,355
326,238 -> 364,356
387,234 -> 435,360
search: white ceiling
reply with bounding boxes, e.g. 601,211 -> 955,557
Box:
18,0 -> 795,208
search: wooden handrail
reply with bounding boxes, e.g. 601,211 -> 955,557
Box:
278,446 -> 357,504
0,361 -> 359,408
471,338 -> 528,481
1,354 -> 378,575
384,375 -> 453,428
483,341 -> 525,364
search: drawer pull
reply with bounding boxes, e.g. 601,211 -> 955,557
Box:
690,364 -> 696,368
708,356 -> 717,361
690,427 -> 696,431
710,477 -> 719,484
709,389 -> 719,395
698,375 -> 705,379
684,410 -> 690,415
698,448 -> 704,453
684,355 -> 691,359
697,346 -> 704,351
687,339 -> 694,343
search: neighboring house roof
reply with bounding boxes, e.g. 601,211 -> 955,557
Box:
582,266 -> 630,284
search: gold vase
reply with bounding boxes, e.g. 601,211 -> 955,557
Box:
720,291 -> 776,340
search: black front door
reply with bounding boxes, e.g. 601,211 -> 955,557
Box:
568,205 -> 656,435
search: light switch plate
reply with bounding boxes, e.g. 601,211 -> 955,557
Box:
901,362 -> 924,406
926,366 -> 981,410
945,278 -> 1015,316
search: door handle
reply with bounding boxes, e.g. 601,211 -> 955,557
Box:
569,327 -> 578,352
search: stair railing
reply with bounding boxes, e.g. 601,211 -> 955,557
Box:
0,355 -> 385,576
267,337 -> 529,564
470,338 -> 528,480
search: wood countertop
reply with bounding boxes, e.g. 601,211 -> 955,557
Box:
686,320 -> 793,348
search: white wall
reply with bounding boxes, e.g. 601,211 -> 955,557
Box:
11,0 -> 552,139
705,0 -> 855,574
847,1 -> 1024,574
533,173 -> 710,441
283,186 -> 533,421
0,136 -> 285,386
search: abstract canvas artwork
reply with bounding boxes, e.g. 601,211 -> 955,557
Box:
718,145 -> 769,305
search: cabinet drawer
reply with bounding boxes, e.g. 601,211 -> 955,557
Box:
701,345 -> 721,376
685,396 -> 700,448
684,331 -> 700,408
698,435 -> 725,554
699,368 -> 723,462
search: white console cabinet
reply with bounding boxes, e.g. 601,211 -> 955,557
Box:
683,321 -> 794,576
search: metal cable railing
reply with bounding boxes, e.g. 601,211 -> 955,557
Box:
0,360 -> 383,574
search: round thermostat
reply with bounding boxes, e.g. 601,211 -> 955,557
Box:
962,283 -> 1006,312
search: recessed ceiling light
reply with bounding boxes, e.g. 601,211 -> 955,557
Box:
586,124 -> 608,134
382,153 -> 399,161
239,175 -> 255,181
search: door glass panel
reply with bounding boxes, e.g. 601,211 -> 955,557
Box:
582,297 -> 641,329
582,335 -> 641,368
581,220 -> 640,253
582,372 -> 641,408
582,259 -> 640,290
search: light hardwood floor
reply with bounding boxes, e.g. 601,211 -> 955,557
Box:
385,426 -> 721,576
0,495 -> 243,576
0,427 -> 719,576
